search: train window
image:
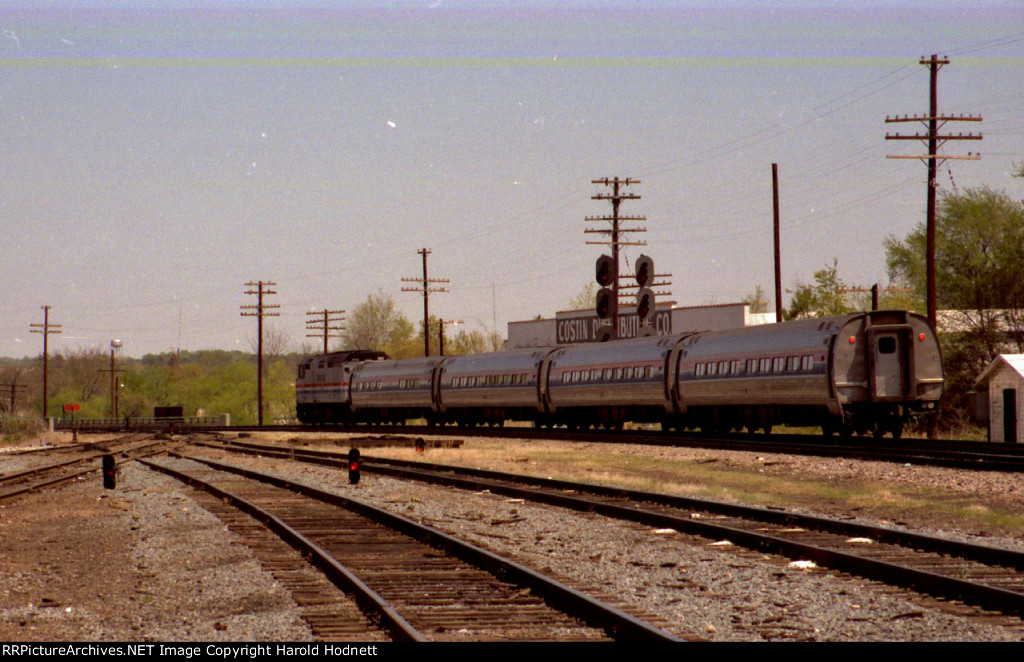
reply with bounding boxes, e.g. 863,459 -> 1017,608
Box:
718,361 -> 729,375
695,363 -> 705,377
878,336 -> 897,354
773,357 -> 786,372
760,357 -> 771,372
614,367 -> 622,380
707,362 -> 717,376
787,356 -> 800,372
731,360 -> 743,374
602,368 -> 611,380
802,355 -> 814,371
746,358 -> 757,373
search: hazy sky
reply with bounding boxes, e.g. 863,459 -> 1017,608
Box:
1,1 -> 1022,358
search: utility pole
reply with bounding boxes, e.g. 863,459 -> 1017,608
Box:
29,305 -> 61,419
772,163 -> 783,323
886,54 -> 982,330
401,248 -> 449,357
306,309 -> 345,354
437,319 -> 463,356
586,178 -> 646,337
97,339 -> 125,418
241,281 -> 279,426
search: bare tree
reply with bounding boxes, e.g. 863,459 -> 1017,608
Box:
249,322 -> 291,358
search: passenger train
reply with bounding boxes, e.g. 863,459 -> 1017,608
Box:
296,311 -> 944,438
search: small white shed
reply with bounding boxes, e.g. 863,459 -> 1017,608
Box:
975,354 -> 1024,443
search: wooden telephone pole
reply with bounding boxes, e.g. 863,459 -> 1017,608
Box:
241,281 -> 279,426
401,249 -> 449,357
306,309 -> 345,354
586,178 -> 646,337
886,54 -> 982,329
29,305 -> 61,419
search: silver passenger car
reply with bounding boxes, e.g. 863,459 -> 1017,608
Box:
670,311 -> 942,436
437,348 -> 556,425
545,333 -> 681,428
349,356 -> 446,423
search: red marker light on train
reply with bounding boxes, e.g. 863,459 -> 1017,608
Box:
919,333 -> 926,341
849,336 -> 856,344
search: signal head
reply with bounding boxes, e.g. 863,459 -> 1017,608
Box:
595,255 -> 615,287
635,255 -> 654,288
596,287 -> 613,319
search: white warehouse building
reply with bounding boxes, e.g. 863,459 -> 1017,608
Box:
507,303 -> 775,350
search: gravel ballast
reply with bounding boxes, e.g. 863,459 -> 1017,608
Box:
1,433 -> 1022,642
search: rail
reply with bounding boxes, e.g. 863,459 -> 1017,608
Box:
56,415 -> 229,430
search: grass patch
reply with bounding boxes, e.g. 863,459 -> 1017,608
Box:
366,437 -> 1024,538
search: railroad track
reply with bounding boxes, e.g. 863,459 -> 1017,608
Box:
64,421 -> 1024,471
0,433 -> 174,501
197,437 -> 1024,621
139,453 -> 684,642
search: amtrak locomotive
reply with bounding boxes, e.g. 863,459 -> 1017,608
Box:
296,311 -> 943,438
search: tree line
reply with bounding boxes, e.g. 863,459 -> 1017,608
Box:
0,301 -> 504,429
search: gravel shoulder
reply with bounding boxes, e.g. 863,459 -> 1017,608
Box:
0,461 -> 312,641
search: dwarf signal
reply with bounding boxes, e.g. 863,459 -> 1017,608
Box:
102,454 -> 116,489
348,448 -> 361,484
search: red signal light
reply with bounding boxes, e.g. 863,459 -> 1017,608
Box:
102,454 -> 116,489
596,288 -> 613,319
595,255 -> 615,287
348,448 -> 361,485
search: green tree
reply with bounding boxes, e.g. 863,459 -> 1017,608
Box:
343,290 -> 415,355
566,282 -> 597,312
742,285 -> 770,314
885,185 -> 1024,427
885,186 -> 1024,352
784,259 -> 856,320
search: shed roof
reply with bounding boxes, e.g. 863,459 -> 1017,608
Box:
975,354 -> 1024,387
